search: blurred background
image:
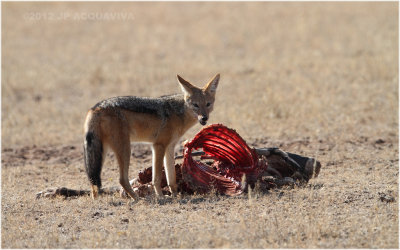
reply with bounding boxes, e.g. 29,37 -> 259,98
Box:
2,2 -> 398,147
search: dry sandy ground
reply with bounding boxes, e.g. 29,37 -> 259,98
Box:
1,2 -> 399,248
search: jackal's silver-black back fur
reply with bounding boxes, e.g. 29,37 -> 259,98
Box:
91,94 -> 185,122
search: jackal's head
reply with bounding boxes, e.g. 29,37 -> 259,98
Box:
177,74 -> 220,126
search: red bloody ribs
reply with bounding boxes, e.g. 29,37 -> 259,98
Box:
180,124 -> 267,195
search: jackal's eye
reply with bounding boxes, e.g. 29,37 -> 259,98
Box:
206,102 -> 211,107
193,103 -> 199,108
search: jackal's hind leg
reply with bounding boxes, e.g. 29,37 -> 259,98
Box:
117,149 -> 138,200
108,133 -> 138,200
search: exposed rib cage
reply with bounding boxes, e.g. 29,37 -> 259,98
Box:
181,124 -> 267,196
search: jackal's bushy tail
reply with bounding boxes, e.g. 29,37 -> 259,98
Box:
84,131 -> 103,189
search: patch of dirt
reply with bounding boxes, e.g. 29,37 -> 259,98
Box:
1,144 -> 153,168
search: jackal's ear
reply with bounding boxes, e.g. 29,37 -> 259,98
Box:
177,74 -> 194,95
204,73 -> 220,94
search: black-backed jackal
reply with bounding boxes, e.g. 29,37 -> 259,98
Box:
83,74 -> 220,199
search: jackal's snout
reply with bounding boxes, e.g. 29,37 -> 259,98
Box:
198,115 -> 208,125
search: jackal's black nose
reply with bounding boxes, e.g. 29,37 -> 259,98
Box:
199,116 -> 208,125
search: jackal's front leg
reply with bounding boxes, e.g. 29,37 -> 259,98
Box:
152,144 -> 165,197
164,144 -> 177,196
